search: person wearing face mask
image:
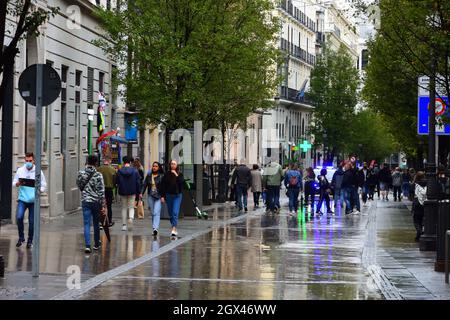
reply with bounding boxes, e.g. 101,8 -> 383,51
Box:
12,152 -> 47,248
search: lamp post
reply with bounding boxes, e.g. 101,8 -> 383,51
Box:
322,131 -> 327,166
420,55 -> 439,252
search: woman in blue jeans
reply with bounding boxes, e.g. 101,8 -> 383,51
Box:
141,162 -> 164,237
160,160 -> 185,237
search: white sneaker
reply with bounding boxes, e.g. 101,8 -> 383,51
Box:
353,210 -> 361,215
121,224 -> 127,231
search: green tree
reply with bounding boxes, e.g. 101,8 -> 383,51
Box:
347,109 -> 397,163
308,45 -> 360,163
0,0 -> 58,110
95,0 -> 282,135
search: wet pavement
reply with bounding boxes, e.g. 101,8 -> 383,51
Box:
1,193 -> 449,300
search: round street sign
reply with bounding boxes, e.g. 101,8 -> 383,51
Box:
18,64 -> 61,106
434,98 -> 446,116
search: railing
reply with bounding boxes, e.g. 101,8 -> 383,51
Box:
280,86 -> 313,105
280,38 -> 316,65
278,0 -> 316,33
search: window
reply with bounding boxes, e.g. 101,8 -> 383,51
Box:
106,0 -> 111,10
76,70 -> 82,86
99,71 -> 105,94
87,67 -> 94,104
362,49 -> 369,69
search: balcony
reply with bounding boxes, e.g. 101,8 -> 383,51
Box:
279,86 -> 313,105
280,38 -> 316,66
278,0 -> 316,33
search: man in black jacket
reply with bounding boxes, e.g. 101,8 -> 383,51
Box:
378,163 -> 392,201
232,162 -> 252,212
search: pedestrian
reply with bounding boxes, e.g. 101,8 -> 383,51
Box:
262,160 -> 284,213
331,163 -> 345,209
97,156 -> 116,227
316,168 -> 333,216
231,161 -> 252,212
358,162 -> 370,206
437,164 -> 450,200
378,163 -> 392,201
141,161 -> 164,237
373,163 -> 381,199
412,171 -> 427,242
250,164 -> 263,209
303,167 -> 316,207
133,157 -> 145,185
116,156 -> 142,231
392,167 -> 403,201
401,168 -> 410,199
342,162 -> 360,215
408,168 -> 416,201
284,163 -> 302,216
76,154 -> 105,253
367,165 -> 377,201
12,152 -> 47,249
160,160 -> 185,237
228,164 -> 238,207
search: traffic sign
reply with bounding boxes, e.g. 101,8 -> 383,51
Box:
418,96 -> 450,135
18,64 -> 61,106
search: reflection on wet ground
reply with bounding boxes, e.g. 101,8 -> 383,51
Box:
80,204 -> 381,300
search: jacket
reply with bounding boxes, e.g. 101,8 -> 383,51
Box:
415,181 -> 427,206
357,168 -> 369,187
379,168 -> 392,184
141,172 -> 164,197
331,168 -> 344,190
160,171 -> 185,197
232,165 -> 252,187
262,162 -> 284,187
284,169 -> 302,189
77,166 -> 105,203
116,166 -> 141,196
342,168 -> 358,188
250,170 -> 263,193
366,169 -> 377,186
392,171 -> 403,187
12,164 -> 47,203
317,174 -> 330,191
97,165 -> 116,189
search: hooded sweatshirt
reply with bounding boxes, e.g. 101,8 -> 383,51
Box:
331,167 -> 344,190
116,166 -> 141,196
12,164 -> 47,203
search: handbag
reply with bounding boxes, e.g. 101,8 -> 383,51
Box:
136,200 -> 145,219
150,189 -> 161,199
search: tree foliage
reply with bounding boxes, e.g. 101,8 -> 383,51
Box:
96,0 -> 282,130
0,0 -> 58,110
308,45 -> 360,160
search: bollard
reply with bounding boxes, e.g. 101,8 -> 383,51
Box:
446,231 -> 450,284
0,255 -> 4,278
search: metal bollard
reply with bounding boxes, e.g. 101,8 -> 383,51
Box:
446,231 -> 450,284
0,255 -> 4,278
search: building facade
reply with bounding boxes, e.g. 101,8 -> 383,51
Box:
0,0 -> 132,221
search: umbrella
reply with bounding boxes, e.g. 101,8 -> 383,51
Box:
96,130 -> 118,147
100,208 -> 111,242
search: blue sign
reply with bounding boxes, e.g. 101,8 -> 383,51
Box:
125,114 -> 138,142
418,96 -> 450,135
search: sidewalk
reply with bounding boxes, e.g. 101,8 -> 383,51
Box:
374,198 -> 450,299
0,199 -> 245,299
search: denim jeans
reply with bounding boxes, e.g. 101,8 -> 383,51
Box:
402,182 -> 410,198
334,189 -> 345,207
235,184 -> 248,210
253,192 -> 261,206
351,186 -> 361,211
148,195 -> 162,230
16,200 -> 34,243
393,186 -> 402,200
266,186 -> 280,211
343,187 -> 352,213
287,188 -> 300,212
361,184 -> 369,203
166,193 -> 182,227
82,201 -> 101,248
